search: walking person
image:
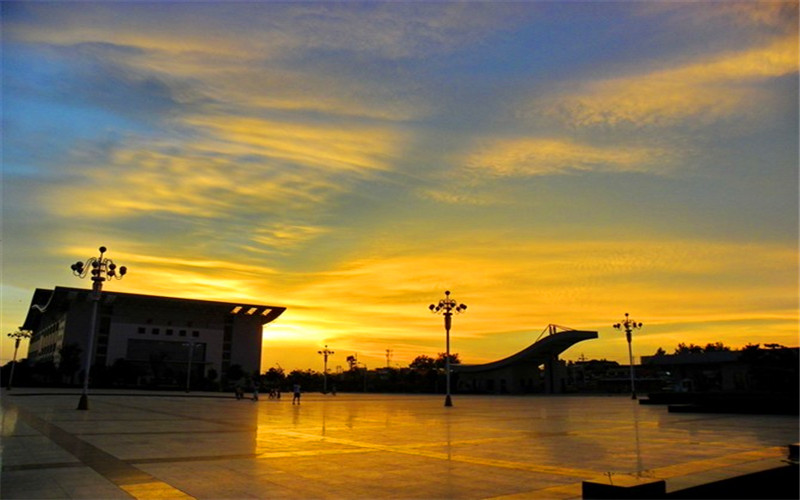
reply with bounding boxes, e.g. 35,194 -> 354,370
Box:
292,383 -> 301,405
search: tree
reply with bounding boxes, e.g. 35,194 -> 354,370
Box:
675,342 -> 731,354
346,355 -> 358,371
675,343 -> 703,354
263,366 -> 285,387
205,368 -> 219,391
434,352 -> 460,370
409,355 -> 436,372
226,364 -> 245,381
288,369 -> 323,392
739,344 -> 798,393
58,343 -> 82,385
703,342 -> 730,352
653,347 -> 666,356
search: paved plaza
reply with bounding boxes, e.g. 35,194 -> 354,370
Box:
1,389 -> 797,499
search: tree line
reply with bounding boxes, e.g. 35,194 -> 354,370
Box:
0,345 -> 462,393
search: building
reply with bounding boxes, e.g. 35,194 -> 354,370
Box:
455,324 -> 598,394
641,347 -> 799,393
22,286 -> 285,386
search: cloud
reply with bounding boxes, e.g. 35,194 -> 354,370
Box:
249,224 -> 331,254
640,1 -> 798,32
536,36 -> 798,129
4,2 -> 538,124
183,115 -> 405,174
36,112 -> 409,225
462,137 -> 670,177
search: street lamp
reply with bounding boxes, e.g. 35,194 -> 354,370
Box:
6,330 -> 31,390
318,345 -> 334,394
71,246 -> 127,410
429,290 -> 466,407
613,312 -> 642,400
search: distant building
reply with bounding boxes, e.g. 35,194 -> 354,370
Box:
22,287 -> 285,386
641,347 -> 799,393
455,325 -> 598,394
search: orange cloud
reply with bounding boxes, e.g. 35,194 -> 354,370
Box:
538,36 -> 798,128
462,137 -> 670,177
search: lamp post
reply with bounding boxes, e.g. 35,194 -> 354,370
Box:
613,312 -> 642,400
184,341 -> 196,393
318,345 -> 334,394
6,330 -> 31,390
429,290 -> 466,407
71,246 -> 127,410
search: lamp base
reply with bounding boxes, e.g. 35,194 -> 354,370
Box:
77,394 -> 89,410
444,395 -> 453,407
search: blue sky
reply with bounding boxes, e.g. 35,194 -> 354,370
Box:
2,1 -> 797,371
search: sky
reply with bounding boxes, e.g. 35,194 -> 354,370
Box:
2,1 -> 798,373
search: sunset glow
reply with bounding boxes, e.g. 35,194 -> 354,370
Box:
2,1 -> 797,372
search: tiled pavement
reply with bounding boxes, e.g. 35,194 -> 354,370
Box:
1,389 -> 797,499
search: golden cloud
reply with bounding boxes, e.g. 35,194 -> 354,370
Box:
463,137 -> 668,177
539,36 -> 798,128
183,115 -> 405,174
40,112 -> 408,223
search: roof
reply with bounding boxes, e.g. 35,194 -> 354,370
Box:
455,326 -> 598,373
21,286 -> 286,331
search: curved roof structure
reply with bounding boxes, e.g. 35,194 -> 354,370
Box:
455,325 -> 598,373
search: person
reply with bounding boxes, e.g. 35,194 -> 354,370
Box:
252,377 -> 259,401
292,383 -> 301,405
234,382 -> 244,400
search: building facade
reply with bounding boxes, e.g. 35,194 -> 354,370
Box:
22,287 -> 285,386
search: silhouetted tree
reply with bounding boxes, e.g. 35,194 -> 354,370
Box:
108,358 -> 143,387
434,352 -> 460,369
675,343 -> 703,354
149,352 -> 170,385
226,364 -> 245,381
263,366 -> 285,385
739,344 -> 798,393
703,342 -> 730,352
675,342 -> 731,354
203,367 -> 219,390
31,360 -> 58,385
288,369 -> 323,392
58,343 -> 82,385
409,355 -> 436,372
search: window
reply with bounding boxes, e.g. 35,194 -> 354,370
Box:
152,328 -> 160,335
179,330 -> 187,337
137,327 -> 146,334
192,330 -> 199,338
166,329 -> 173,336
